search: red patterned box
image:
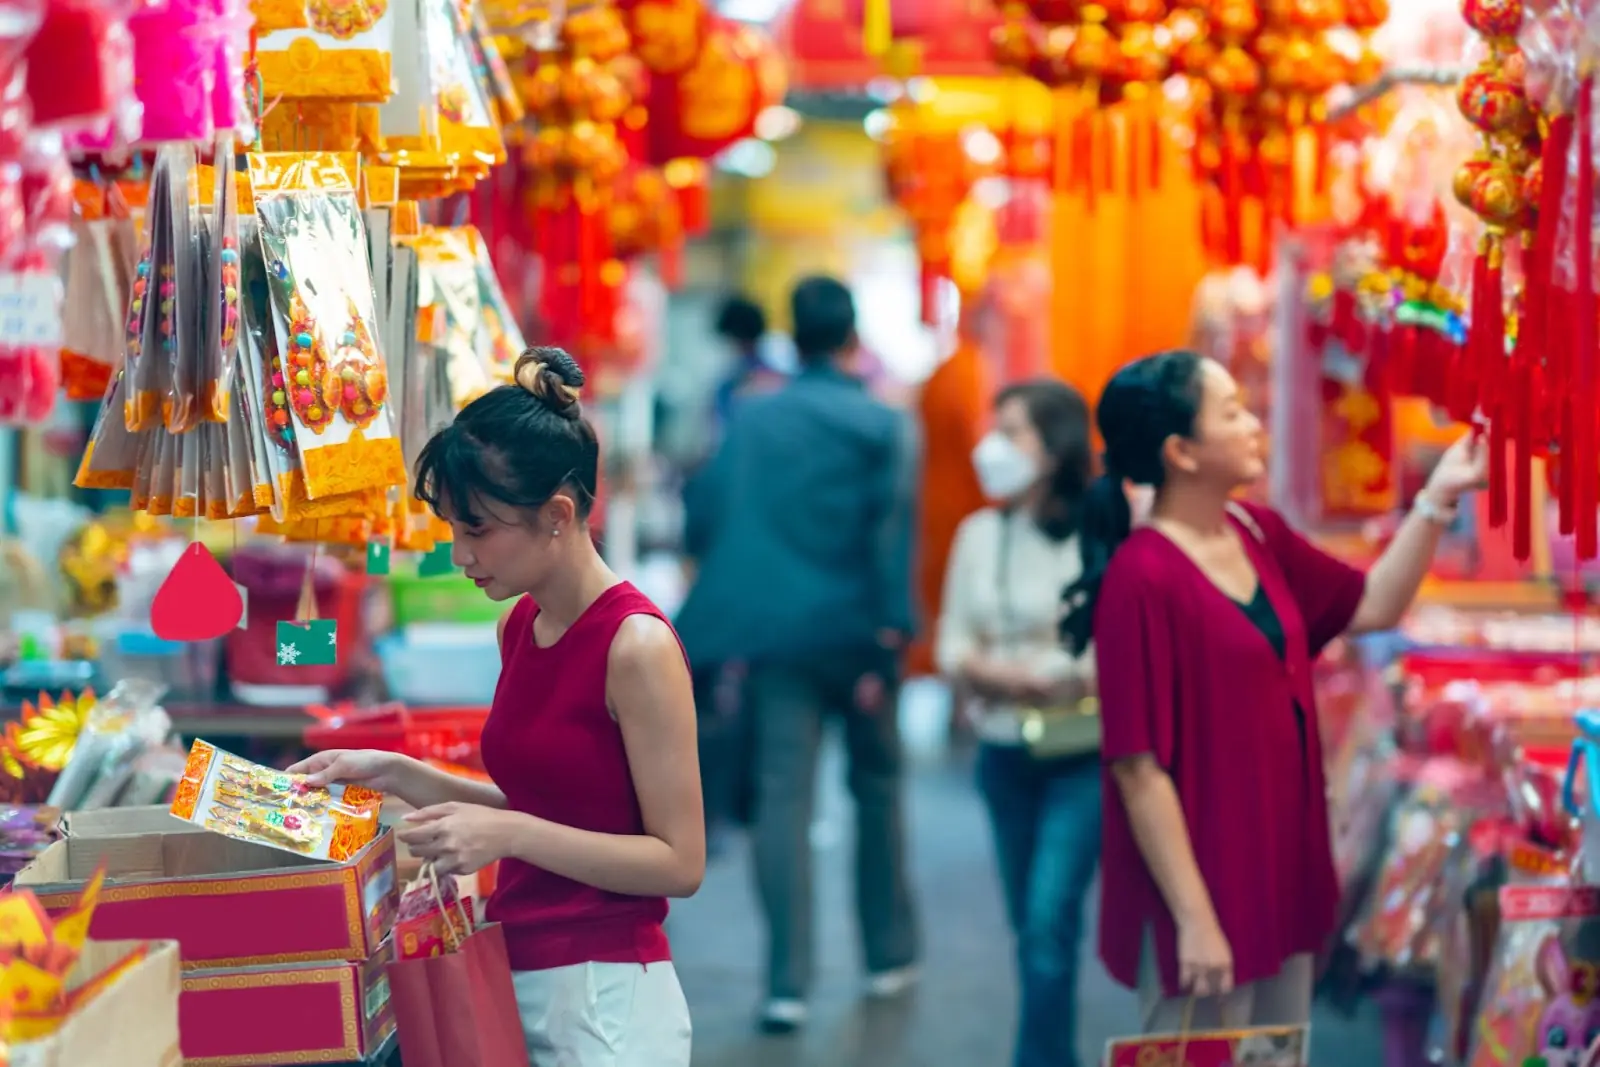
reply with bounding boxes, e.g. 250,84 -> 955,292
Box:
178,940 -> 396,1066
13,806 -> 398,969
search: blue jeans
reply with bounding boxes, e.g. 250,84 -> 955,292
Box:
977,743 -> 1103,1067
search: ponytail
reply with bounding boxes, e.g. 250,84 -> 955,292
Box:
1060,472 -> 1134,653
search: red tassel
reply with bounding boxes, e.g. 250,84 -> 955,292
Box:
1220,122 -> 1244,266
1489,407 -> 1509,528
1574,78 -> 1597,560
1540,115 -> 1575,397
1514,367 -> 1534,560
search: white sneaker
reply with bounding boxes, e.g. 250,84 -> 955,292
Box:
865,964 -> 920,998
759,998 -> 808,1034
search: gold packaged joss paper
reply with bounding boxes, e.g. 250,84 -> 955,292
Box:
253,0 -> 395,103
248,153 -> 406,505
170,739 -> 382,861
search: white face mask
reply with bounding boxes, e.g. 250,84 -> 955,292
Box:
972,432 -> 1040,502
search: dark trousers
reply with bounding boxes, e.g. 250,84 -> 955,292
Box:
746,659 -> 920,1000
693,663 -> 749,830
977,743 -> 1103,1067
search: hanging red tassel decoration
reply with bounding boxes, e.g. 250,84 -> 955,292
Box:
1455,0 -> 1541,553
1573,78 -> 1597,559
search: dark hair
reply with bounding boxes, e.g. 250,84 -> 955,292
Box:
1059,350 -> 1205,651
996,378 -> 1092,542
790,275 -> 856,365
413,347 -> 599,526
715,294 -> 766,346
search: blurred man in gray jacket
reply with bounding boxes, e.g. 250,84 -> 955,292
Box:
676,275 -> 921,1033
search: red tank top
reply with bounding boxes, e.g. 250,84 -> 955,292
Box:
481,582 -> 678,972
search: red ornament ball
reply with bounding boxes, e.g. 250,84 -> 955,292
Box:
1461,0 -> 1524,40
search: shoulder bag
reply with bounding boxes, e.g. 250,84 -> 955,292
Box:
995,510 -> 1102,760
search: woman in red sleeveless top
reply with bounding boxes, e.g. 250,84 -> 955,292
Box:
292,348 -> 705,1066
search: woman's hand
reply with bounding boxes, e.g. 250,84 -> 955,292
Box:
288,749 -> 413,794
1023,674 -> 1091,709
397,803 -> 518,877
1423,432 -> 1489,507
1178,913 -> 1234,997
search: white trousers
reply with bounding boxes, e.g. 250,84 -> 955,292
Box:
512,961 -> 692,1067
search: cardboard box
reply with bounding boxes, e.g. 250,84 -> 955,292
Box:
15,807 -> 398,970
178,941 -> 397,1067
11,939 -> 182,1067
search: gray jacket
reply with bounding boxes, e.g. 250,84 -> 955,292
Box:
676,365 -> 919,667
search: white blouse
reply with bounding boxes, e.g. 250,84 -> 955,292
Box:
934,507 -> 1095,744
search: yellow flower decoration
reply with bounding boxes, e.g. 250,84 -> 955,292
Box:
4,690 -> 95,777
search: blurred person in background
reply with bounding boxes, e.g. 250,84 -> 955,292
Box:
711,293 -> 787,432
685,293 -> 787,854
936,379 -> 1100,1067
675,274 -> 921,1034
1060,350 -> 1485,1030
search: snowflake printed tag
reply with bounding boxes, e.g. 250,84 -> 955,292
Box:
275,619 -> 338,667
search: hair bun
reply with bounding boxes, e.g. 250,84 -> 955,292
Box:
513,347 -> 585,418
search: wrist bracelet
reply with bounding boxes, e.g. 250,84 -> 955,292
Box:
1414,492 -> 1458,526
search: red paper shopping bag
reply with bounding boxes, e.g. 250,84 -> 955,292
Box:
387,921 -> 525,1067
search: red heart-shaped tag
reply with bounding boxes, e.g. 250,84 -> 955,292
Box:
150,543 -> 245,642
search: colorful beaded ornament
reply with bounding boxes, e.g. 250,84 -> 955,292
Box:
264,339 -> 298,457
125,254 -> 151,360
157,263 -> 176,356
218,235 -> 240,352
328,296 -> 389,429
281,286 -> 337,435
305,0 -> 388,40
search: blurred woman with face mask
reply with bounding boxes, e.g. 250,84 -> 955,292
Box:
935,378 -> 1103,1067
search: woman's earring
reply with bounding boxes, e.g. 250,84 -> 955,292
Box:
551,528 -> 560,537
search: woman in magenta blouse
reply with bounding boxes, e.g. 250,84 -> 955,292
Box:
1060,351 -> 1484,1031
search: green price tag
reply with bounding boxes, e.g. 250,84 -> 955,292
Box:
418,542 -> 455,578
275,619 -> 338,667
367,542 -> 391,576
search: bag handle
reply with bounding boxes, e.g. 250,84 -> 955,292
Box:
414,860 -> 474,952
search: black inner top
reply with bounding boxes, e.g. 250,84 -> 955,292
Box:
1232,586 -> 1308,785
1235,585 -> 1287,661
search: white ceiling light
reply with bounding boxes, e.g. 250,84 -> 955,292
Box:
863,108 -> 893,141
718,139 -> 778,178
754,105 -> 803,141
718,0 -> 787,21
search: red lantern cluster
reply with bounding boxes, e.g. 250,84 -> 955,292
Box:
1445,0 -> 1600,562
883,119 -> 998,322
1174,0 -> 1383,268
989,0 -> 1174,199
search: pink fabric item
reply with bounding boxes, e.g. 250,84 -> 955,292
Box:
130,0 -> 213,142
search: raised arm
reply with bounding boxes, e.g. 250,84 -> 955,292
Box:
1349,433 -> 1486,633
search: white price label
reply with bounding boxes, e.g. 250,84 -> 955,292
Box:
0,273 -> 63,347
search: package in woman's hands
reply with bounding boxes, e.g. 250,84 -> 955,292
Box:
169,738 -> 382,861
